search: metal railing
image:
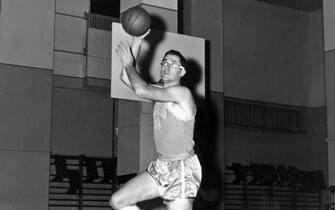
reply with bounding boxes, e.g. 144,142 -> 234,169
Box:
224,97 -> 306,133
87,12 -> 119,31
225,164 -> 325,210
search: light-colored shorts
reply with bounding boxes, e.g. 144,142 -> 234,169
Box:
146,154 -> 202,202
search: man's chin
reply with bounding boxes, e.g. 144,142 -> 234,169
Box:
160,76 -> 169,81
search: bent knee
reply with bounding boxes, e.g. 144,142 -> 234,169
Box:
110,192 -> 136,209
109,193 -> 123,209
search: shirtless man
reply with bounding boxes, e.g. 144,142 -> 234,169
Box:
110,31 -> 201,210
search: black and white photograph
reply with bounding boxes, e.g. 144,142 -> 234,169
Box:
0,0 -> 333,209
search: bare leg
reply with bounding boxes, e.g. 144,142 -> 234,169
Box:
119,206 -> 141,210
166,199 -> 193,210
110,172 -> 160,209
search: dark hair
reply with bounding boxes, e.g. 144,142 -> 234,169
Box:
163,50 -> 187,69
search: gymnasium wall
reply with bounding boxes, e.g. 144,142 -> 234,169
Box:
51,0 -> 114,158
53,0 -> 88,78
184,1 -> 327,208
0,65 -> 52,151
323,0 -> 335,185
323,0 -> 335,52
0,64 -> 52,210
0,0 -> 54,208
225,107 -> 327,172
222,0 -> 327,175
54,0 -> 111,79
0,0 -> 54,69
51,77 -> 114,157
224,0 -> 325,108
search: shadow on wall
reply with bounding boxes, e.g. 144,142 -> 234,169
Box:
138,15 -> 167,83
193,40 -> 224,209
181,58 -> 204,106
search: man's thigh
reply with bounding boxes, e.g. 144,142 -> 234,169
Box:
166,199 -> 193,210
113,172 -> 160,205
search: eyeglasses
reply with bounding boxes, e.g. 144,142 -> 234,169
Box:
160,61 -> 184,70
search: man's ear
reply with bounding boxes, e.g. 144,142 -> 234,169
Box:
179,68 -> 186,77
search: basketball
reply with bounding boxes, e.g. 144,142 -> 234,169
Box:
120,6 -> 151,36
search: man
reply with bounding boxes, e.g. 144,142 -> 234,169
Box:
110,30 -> 201,210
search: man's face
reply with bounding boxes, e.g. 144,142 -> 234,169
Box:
160,54 -> 184,82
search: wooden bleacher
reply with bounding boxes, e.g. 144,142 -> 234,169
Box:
49,154 -> 135,209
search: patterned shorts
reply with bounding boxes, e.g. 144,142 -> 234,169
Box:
146,155 -> 202,202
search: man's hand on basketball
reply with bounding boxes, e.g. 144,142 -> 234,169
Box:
115,41 -> 135,68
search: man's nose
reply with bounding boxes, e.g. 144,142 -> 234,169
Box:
162,65 -> 170,71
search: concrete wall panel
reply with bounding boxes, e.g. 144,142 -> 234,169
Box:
0,151 -> 49,210
0,64 -> 52,151
0,0 -> 54,69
